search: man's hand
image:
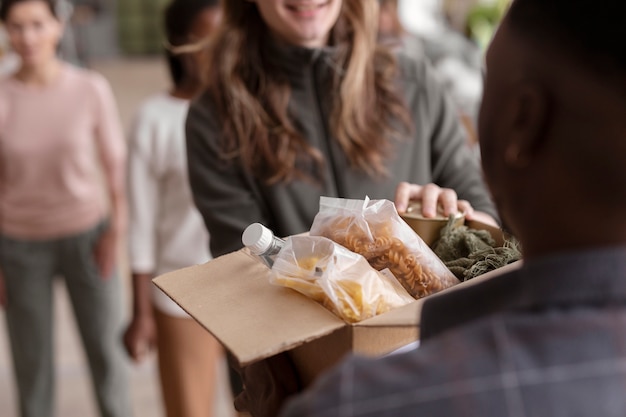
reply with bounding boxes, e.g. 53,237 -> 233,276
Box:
233,353 -> 301,417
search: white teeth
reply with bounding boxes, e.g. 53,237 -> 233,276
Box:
287,2 -> 325,12
293,5 -> 316,11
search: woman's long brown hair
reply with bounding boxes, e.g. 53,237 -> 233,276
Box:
203,0 -> 412,184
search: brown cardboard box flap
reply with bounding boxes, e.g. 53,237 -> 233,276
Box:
154,223 -> 522,370
153,250 -> 346,366
356,298 -> 422,327
354,260 -> 522,328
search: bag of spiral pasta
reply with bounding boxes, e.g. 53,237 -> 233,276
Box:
310,197 -> 460,299
270,235 -> 414,323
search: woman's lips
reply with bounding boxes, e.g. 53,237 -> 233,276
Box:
285,1 -> 330,18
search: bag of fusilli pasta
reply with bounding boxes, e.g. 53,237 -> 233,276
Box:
270,235 -> 414,323
310,197 -> 460,299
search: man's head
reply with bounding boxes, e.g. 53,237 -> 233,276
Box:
479,0 -> 626,259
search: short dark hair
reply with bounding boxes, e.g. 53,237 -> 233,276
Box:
0,0 -> 57,21
163,0 -> 220,87
507,0 -> 626,75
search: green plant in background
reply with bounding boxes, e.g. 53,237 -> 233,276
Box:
466,0 -> 511,50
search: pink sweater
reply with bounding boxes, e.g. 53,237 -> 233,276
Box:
0,64 -> 126,239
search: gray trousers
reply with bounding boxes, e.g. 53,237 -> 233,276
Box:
0,221 -> 132,417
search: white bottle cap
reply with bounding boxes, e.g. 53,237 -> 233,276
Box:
242,223 -> 273,255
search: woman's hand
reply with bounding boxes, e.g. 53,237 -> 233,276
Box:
124,313 -> 157,363
394,182 -> 498,227
94,225 -> 119,279
233,353 -> 301,417
124,273 -> 157,362
395,181 -> 469,217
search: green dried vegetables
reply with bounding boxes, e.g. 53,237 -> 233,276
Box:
433,216 -> 522,282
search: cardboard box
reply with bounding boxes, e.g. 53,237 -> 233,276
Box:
153,219 -> 519,387
400,203 -> 465,247
399,201 -> 509,248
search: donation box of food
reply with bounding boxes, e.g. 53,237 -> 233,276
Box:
154,198 -> 520,387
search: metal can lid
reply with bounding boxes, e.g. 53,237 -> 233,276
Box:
242,223 -> 273,255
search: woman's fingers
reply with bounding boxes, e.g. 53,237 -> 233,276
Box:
420,183 -> 441,217
394,181 -> 419,213
438,188 -> 460,217
457,200 -> 474,217
395,182 -> 478,218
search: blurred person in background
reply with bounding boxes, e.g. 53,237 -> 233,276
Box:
377,0 -> 426,64
0,0 -> 131,416
0,21 -> 20,75
379,0 -> 484,148
122,1 -> 223,417
58,0 -> 105,66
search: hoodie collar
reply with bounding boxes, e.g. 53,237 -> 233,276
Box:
263,34 -> 344,84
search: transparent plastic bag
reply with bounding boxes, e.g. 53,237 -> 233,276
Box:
270,236 -> 414,323
310,197 -> 460,299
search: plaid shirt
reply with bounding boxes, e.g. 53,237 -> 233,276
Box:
280,246 -> 626,417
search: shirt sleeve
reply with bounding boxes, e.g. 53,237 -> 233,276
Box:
126,106 -> 159,273
91,72 -> 127,197
185,93 -> 271,257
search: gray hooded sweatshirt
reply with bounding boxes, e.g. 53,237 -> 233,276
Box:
185,40 -> 497,257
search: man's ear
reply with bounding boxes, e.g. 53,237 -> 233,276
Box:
504,81 -> 550,168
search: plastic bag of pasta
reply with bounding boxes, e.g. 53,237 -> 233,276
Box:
310,196 -> 460,299
270,235 -> 414,323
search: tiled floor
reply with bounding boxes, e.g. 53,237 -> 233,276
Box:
0,57 -> 237,417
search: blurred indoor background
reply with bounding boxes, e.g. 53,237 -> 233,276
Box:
0,0 -> 508,415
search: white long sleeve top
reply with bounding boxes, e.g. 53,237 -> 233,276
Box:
128,93 -> 211,317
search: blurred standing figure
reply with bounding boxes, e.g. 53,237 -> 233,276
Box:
0,1 -> 131,417
123,1 -> 223,417
378,0 -> 425,60
0,22 -> 20,76
57,0 -> 107,66
379,0 -> 483,147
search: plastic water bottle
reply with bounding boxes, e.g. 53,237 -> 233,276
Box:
242,223 -> 286,268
